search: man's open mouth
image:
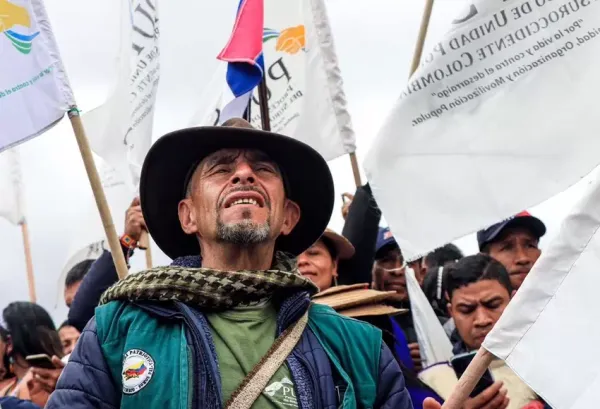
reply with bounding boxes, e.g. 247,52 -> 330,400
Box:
223,191 -> 265,208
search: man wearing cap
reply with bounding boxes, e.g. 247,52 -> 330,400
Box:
477,211 -> 545,290
47,119 -> 412,409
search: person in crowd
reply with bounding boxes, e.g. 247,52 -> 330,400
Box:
477,211 -> 545,290
0,302 -> 64,407
48,119 -> 411,408
0,397 -> 42,409
422,244 -> 464,320
63,259 -> 94,308
0,326 -> 9,381
297,229 -> 355,291
57,322 -> 79,356
372,227 -> 424,371
67,197 -> 147,332
337,185 -> 383,286
419,254 -> 537,409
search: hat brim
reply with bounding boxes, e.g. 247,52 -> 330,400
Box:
140,126 -> 334,260
483,215 -> 547,249
321,230 -> 355,260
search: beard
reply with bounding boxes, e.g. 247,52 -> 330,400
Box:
216,209 -> 271,245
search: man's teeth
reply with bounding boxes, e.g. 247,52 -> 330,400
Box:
231,198 -> 259,206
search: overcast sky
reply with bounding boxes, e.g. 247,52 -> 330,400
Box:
0,0 -> 595,323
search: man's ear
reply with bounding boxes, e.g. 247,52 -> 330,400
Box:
280,199 -> 301,236
447,302 -> 453,319
178,198 -> 199,235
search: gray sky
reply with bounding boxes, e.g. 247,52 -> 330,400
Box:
0,0 -> 594,323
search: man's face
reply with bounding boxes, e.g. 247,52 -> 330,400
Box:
449,279 -> 512,350
0,337 -> 7,380
487,227 -> 541,290
64,280 -> 82,308
373,246 -> 408,302
58,325 -> 81,356
298,239 -> 337,291
178,149 -> 300,247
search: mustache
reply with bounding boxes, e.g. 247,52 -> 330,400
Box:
218,186 -> 270,209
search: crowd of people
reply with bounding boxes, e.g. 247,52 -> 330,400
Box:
0,118 -> 552,408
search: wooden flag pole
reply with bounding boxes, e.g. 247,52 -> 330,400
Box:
348,153 -> 362,188
19,220 -> 36,303
442,348 -> 495,408
138,230 -> 153,269
68,108 -> 129,280
410,0 -> 435,76
258,77 -> 271,131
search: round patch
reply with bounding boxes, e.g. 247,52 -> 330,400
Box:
122,349 -> 155,395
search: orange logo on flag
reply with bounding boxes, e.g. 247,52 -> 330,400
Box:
263,25 -> 305,55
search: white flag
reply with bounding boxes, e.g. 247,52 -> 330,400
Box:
220,0 -> 356,161
0,0 -> 74,151
406,267 -> 453,367
483,171 -> 600,409
0,148 -> 24,225
83,0 -> 160,186
365,0 -> 600,259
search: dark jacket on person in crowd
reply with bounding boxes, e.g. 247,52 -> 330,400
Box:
49,283 -> 412,409
0,397 -> 41,409
67,246 -> 126,332
338,184 -> 382,286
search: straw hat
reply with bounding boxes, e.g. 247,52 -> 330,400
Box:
312,284 -> 407,318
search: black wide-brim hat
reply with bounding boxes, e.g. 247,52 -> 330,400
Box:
140,123 -> 335,260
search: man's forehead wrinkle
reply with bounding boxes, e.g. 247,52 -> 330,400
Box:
199,149 -> 281,174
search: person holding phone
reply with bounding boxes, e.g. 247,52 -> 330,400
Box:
418,254 -> 537,409
0,302 -> 64,407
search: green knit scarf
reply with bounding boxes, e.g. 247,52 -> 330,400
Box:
100,252 -> 318,309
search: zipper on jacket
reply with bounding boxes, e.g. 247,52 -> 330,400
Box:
176,303 -> 223,409
292,350 -> 323,409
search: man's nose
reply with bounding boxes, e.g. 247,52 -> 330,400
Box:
515,245 -> 531,265
231,162 -> 256,185
473,308 -> 493,327
297,254 -> 309,267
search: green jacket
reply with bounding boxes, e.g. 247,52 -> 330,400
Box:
94,301 -> 381,408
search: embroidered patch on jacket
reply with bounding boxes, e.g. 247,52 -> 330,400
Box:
122,349 -> 155,395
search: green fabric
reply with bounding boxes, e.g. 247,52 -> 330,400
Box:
100,252 -> 318,309
206,302 -> 298,408
95,301 -> 189,409
307,303 -> 382,409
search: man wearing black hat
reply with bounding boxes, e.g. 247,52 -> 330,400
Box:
477,211 -> 546,290
47,119 -> 412,409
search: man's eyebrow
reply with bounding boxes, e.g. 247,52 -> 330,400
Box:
456,301 -> 476,308
481,296 -> 503,305
201,151 -> 241,171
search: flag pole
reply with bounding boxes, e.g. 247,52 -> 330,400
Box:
19,220 -> 36,303
138,230 -> 153,269
258,78 -> 271,131
348,153 -> 362,188
68,108 -> 129,280
410,0 -> 435,76
442,348 -> 495,408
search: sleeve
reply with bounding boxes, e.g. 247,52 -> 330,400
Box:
68,248 -> 128,332
337,183 -> 382,286
374,343 -> 414,409
46,318 -> 120,409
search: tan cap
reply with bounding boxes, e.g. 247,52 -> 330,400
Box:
319,229 -> 355,260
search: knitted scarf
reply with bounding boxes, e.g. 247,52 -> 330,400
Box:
100,251 -> 318,309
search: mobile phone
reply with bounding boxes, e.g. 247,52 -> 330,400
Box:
450,351 -> 494,398
25,354 -> 55,370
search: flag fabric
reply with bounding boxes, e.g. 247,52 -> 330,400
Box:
0,148 -> 24,225
483,171 -> 600,409
217,0 -> 265,122
406,267 -> 453,367
0,0 -> 74,152
212,0 -> 356,161
83,0 -> 160,188
364,0 -> 600,259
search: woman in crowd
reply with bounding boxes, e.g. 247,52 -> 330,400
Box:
0,302 -> 64,407
297,228 -> 355,291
